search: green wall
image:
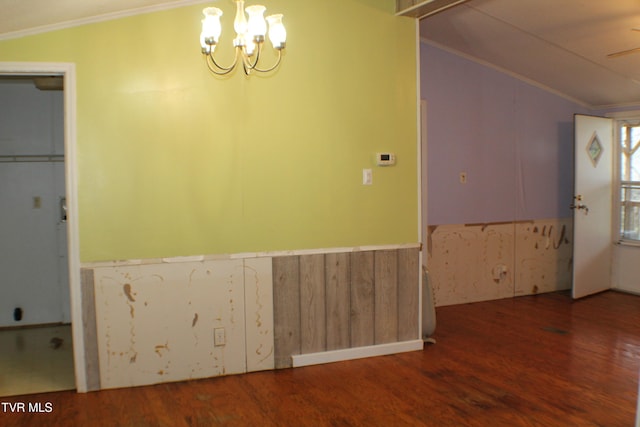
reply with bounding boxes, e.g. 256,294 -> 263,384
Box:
0,0 -> 418,262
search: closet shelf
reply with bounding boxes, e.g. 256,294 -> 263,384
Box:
0,154 -> 64,163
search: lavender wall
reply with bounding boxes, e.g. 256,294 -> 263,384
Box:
421,42 -> 589,225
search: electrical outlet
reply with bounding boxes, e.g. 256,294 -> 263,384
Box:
492,264 -> 508,281
214,328 -> 226,347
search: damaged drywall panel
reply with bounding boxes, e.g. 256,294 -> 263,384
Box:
514,218 -> 572,296
427,223 -> 515,307
427,219 -> 573,306
243,257 -> 275,372
93,259 -> 246,389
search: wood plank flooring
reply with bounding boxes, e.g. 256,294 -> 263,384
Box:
1,291 -> 638,426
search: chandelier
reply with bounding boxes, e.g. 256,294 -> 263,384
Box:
199,0 -> 287,75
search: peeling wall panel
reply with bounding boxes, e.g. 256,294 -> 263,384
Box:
93,260 -> 246,389
428,218 -> 572,307
428,223 -> 515,307
244,257 -> 275,372
514,220 -> 572,296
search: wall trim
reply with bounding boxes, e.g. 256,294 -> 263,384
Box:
291,340 -> 424,368
81,243 -> 422,268
416,21 -> 425,342
396,0 -> 468,19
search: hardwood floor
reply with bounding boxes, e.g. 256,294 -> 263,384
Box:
1,291 -> 638,426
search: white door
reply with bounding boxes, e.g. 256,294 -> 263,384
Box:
572,114 -> 613,299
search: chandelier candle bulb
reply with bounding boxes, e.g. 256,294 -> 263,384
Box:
200,7 -> 223,53
246,5 -> 267,40
266,14 -> 286,49
233,0 -> 248,38
200,0 -> 286,75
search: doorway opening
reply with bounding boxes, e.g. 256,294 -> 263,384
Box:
0,63 -> 82,395
0,74 -> 73,396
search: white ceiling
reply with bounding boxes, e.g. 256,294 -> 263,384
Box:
420,0 -> 640,109
2,0 -> 639,109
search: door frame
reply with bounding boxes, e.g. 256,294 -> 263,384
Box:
605,110 -> 640,296
606,110 -> 640,244
0,62 -> 86,392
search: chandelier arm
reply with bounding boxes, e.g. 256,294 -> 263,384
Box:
241,49 -> 252,75
240,42 -> 262,75
250,49 -> 283,73
204,48 -> 240,75
205,57 -> 234,75
248,42 -> 263,70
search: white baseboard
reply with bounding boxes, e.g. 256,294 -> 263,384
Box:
291,340 -> 424,368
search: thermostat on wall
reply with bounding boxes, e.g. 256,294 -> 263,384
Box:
376,152 -> 396,166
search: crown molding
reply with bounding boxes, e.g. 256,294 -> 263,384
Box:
0,0 -> 211,41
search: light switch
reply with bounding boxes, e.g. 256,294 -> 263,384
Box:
459,172 -> 467,184
363,169 -> 373,185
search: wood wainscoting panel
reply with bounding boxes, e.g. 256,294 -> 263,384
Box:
350,251 -> 375,348
300,254 -> 327,354
273,247 -> 420,368
398,248 -> 420,341
374,250 -> 399,344
325,252 -> 351,351
80,268 -> 101,391
273,256 -> 301,369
